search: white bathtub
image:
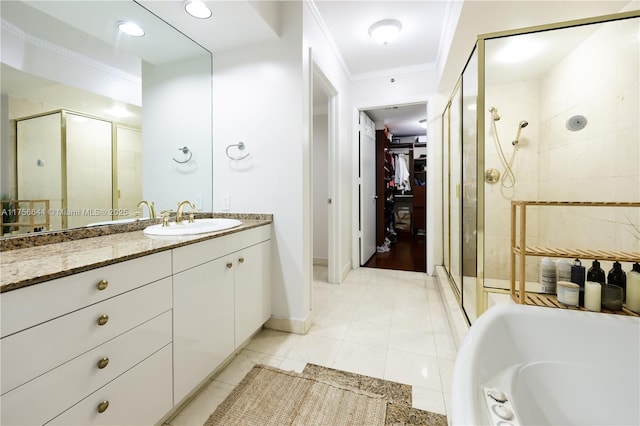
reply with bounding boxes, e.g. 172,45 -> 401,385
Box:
452,303 -> 640,426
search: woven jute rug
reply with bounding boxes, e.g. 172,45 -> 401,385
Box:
204,364 -> 448,426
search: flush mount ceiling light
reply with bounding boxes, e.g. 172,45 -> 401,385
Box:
184,0 -> 212,19
117,21 -> 144,37
368,19 -> 402,45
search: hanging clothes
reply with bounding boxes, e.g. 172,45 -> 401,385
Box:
394,153 -> 411,193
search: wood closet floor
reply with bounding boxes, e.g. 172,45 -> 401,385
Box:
364,232 -> 425,272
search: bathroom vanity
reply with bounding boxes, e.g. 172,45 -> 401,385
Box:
0,214 -> 272,425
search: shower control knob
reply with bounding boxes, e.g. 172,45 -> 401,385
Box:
487,388 -> 507,403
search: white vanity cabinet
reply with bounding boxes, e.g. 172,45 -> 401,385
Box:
0,221 -> 272,425
172,225 -> 271,404
234,239 -> 271,345
0,252 -> 173,426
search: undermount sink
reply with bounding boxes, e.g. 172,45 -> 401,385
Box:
143,218 -> 242,236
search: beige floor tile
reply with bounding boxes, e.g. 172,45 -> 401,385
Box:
332,340 -> 387,379
168,380 -> 235,426
285,333 -> 342,365
343,318 -> 391,348
384,349 -> 442,392
213,349 -> 283,386
245,328 -> 301,357
388,327 -> 438,357
412,385 -> 447,415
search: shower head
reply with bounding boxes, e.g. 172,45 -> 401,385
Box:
489,106 -> 501,121
513,120 -> 529,145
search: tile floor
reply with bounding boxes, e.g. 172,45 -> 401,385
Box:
166,266 -> 461,425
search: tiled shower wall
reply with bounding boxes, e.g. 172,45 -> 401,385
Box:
484,17 -> 639,286
538,17 -> 639,276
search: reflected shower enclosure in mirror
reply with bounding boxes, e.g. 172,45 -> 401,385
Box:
0,0 -> 213,236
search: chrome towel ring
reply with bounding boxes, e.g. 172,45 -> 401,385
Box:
226,142 -> 250,160
173,146 -> 193,164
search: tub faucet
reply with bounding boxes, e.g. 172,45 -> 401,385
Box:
176,200 -> 196,224
137,200 -> 156,219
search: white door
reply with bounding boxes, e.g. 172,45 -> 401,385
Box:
359,111 -> 377,264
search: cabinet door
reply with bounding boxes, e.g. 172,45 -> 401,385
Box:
173,256 -> 234,403
234,241 -> 271,347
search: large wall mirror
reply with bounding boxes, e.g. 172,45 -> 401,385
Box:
1,0 -> 212,236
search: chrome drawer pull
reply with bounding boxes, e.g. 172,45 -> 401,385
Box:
226,262 -> 233,269
97,314 -> 109,326
96,279 -> 109,291
97,357 -> 109,369
238,257 -> 245,264
97,400 -> 109,413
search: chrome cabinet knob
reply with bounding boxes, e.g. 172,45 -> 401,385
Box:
97,314 -> 109,326
96,279 -> 108,291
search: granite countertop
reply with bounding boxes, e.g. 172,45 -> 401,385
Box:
0,214 -> 272,293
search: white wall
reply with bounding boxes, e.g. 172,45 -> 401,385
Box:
213,2 -> 309,328
303,2 -> 355,283
351,68 -> 440,274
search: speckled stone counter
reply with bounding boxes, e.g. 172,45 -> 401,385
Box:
0,213 -> 272,293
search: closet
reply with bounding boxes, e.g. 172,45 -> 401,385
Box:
371,126 -> 426,272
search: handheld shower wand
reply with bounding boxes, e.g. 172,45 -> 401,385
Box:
512,120 -> 528,145
489,106 -> 501,121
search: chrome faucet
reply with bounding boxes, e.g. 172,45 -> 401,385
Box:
176,200 -> 196,224
137,200 -> 156,219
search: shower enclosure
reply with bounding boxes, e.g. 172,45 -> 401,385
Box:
443,10 -> 640,323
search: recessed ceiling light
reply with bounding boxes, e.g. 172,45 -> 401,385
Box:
118,21 -> 144,37
184,0 -> 212,19
368,19 -> 402,45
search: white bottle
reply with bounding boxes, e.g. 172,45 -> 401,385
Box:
556,259 -> 572,283
626,263 -> 640,314
540,257 -> 557,294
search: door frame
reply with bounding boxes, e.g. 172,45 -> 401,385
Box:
311,61 -> 339,284
352,99 -> 429,271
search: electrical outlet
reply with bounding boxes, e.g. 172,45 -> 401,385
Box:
222,193 -> 230,211
195,194 -> 203,209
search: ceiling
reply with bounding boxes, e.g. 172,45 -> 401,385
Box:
4,0 -> 637,136
141,0 -> 635,137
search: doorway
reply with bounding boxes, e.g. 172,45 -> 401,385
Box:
359,103 -> 428,272
311,62 -> 339,284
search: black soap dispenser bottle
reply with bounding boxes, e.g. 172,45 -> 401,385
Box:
587,260 -> 606,284
608,261 -> 627,299
571,259 -> 586,306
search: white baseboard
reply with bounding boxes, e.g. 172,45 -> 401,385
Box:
264,314 -> 312,335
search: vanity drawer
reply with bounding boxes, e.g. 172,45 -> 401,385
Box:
173,224 -> 271,273
1,277 -> 171,395
48,344 -> 173,426
0,311 -> 172,426
1,251 -> 172,337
